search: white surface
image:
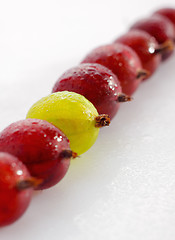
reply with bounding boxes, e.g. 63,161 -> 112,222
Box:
0,0 -> 175,239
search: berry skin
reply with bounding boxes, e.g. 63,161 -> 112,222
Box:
115,30 -> 161,76
153,8 -> 175,27
0,119 -> 74,190
52,63 -> 130,120
130,15 -> 175,60
26,91 -> 110,155
0,152 -> 33,227
81,43 -> 147,95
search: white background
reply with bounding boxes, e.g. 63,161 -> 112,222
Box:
0,0 -> 175,239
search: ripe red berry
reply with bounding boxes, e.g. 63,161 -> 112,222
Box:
0,152 -> 33,227
0,119 -> 76,190
115,30 -> 161,76
130,15 -> 175,60
81,43 -> 147,96
153,8 -> 175,27
52,63 -> 131,120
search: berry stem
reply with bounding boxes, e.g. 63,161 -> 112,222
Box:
117,93 -> 133,102
59,149 -> 78,159
95,114 -> 110,128
136,69 -> 150,79
154,39 -> 174,54
16,178 -> 43,191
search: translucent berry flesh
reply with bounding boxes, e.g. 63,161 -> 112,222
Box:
130,15 -> 175,60
130,15 -> 175,43
0,152 -> 33,227
0,119 -> 72,190
81,43 -> 146,95
153,8 -> 175,27
26,91 -> 110,155
115,30 -> 161,76
52,63 -> 123,119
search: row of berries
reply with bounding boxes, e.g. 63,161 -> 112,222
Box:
0,7 -> 175,227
